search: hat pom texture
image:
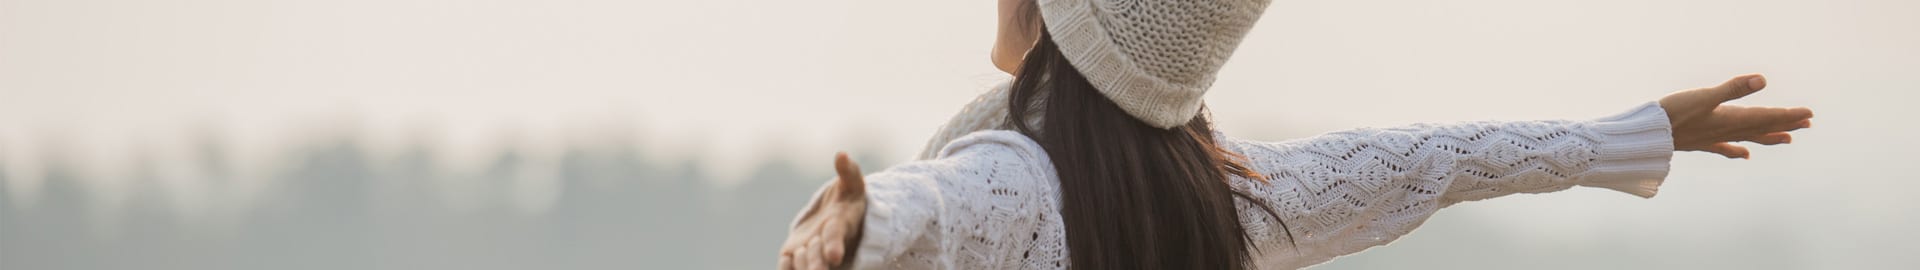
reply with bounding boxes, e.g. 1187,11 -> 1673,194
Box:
1038,0 -> 1272,128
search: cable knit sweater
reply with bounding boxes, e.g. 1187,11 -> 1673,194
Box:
801,83 -> 1676,269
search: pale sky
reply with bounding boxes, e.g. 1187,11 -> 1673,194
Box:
2,0 -> 1918,268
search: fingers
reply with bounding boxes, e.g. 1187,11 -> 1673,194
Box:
1763,107 -> 1816,123
796,236 -> 817,270
1745,132 -> 1793,145
1770,119 -> 1813,133
779,250 -> 794,270
834,152 -> 866,197
1717,105 -> 1814,133
780,224 -> 807,270
814,232 -> 837,270
1700,142 -> 1752,159
819,217 -> 848,268
1715,74 -> 1767,102
1661,74 -> 1765,115
1758,107 -> 1813,133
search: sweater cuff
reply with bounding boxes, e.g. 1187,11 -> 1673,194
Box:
851,197 -> 903,268
847,172 -> 931,269
1580,101 -> 1675,198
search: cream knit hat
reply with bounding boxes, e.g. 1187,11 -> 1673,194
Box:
1037,0 -> 1273,128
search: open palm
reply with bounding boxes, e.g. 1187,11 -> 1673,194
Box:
778,153 -> 867,270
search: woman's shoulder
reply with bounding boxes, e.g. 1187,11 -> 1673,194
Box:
936,129 -> 1044,157
916,81 -> 1018,160
933,130 -> 1048,163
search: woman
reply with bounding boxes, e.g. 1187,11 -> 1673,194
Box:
781,0 -> 1814,269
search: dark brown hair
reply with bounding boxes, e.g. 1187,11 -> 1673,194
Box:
1007,29 -> 1288,269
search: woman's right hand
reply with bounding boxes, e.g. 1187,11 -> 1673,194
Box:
779,152 -> 868,270
1658,74 -> 1815,158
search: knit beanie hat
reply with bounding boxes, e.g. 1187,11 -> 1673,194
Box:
1037,0 -> 1273,128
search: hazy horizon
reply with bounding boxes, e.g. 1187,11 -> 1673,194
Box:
4,0 -> 1917,269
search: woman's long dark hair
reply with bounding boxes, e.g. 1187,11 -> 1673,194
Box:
1007,29 -> 1288,269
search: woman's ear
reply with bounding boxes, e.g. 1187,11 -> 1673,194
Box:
993,0 -> 1041,75
992,46 -> 1024,74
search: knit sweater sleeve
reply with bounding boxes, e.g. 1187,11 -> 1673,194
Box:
835,130 -> 1070,269
1228,102 -> 1675,269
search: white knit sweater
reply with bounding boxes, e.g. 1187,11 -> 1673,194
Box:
802,85 -> 1675,269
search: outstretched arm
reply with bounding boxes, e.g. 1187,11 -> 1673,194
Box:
1225,74 -> 1812,268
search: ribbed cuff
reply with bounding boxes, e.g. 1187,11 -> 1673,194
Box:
852,197 -> 907,269
1581,102 -> 1676,198
848,173 -> 924,269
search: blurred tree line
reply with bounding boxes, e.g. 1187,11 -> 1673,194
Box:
0,130 -> 888,269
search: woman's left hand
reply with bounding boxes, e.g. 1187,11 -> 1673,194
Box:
778,152 -> 868,270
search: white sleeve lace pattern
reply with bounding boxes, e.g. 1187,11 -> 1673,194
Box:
1230,102 -> 1674,269
813,102 -> 1674,269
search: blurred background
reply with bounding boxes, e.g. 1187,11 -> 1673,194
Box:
2,0 -> 1916,269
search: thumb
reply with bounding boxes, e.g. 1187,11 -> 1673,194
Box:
1716,74 -> 1768,102
834,152 -> 866,197
1699,142 -> 1752,159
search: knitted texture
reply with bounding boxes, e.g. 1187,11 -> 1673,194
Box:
818,103 -> 1675,269
916,81 -> 1014,160
1038,0 -> 1273,128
